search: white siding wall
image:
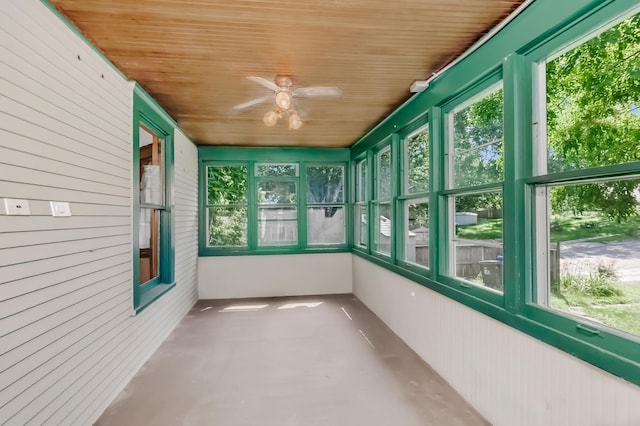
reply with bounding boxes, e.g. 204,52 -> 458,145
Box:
0,2 -> 199,425
353,256 -> 640,426
198,253 -> 352,299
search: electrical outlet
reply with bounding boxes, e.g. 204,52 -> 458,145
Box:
50,201 -> 71,217
3,198 -> 31,215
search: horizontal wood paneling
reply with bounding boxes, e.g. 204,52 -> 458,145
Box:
353,256 -> 640,425
49,0 -> 523,147
1,1 -> 199,425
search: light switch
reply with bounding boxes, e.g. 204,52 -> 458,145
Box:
3,198 -> 31,215
50,201 -> 71,217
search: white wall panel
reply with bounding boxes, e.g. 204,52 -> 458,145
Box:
0,2 -> 199,425
198,253 -> 352,299
352,255 -> 640,426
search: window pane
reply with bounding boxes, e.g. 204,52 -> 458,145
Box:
374,203 -> 392,255
355,204 -> 368,248
207,165 -> 247,205
544,13 -> 640,174
539,179 -> 640,337
404,199 -> 429,268
307,165 -> 344,204
139,126 -> 164,206
256,163 -> 298,177
356,160 -> 367,202
451,87 -> 503,188
207,206 -> 247,247
450,193 -> 503,292
308,206 -> 345,245
377,147 -> 392,199
258,181 -> 297,204
406,128 -> 429,194
258,207 -> 297,246
139,207 -> 160,284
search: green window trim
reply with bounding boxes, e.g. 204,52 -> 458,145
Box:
349,0 -> 640,387
132,84 -> 176,313
199,147 -> 350,256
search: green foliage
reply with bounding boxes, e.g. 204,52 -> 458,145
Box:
407,129 -> 429,194
207,166 -> 247,205
208,207 -> 247,246
377,148 -> 392,199
408,201 -> 429,229
307,165 -> 344,204
207,165 -> 248,246
546,13 -> 640,221
559,268 -> 622,299
456,218 -> 503,240
453,88 -> 504,190
256,164 -> 297,177
549,211 -> 640,242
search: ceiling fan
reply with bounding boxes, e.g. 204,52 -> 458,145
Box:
233,75 -> 341,130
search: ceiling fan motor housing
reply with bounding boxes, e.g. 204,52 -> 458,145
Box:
275,75 -> 293,89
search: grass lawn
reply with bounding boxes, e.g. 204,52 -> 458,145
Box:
457,211 -> 640,242
551,284 -> 640,337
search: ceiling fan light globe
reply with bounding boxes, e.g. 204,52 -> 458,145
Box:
289,112 -> 302,130
275,91 -> 291,110
263,110 -> 279,127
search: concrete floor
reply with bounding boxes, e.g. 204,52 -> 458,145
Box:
96,295 -> 488,426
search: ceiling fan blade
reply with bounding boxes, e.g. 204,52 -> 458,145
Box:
232,95 -> 272,111
246,76 -> 280,92
293,86 -> 342,97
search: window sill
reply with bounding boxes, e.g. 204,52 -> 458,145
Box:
198,247 -> 350,257
135,282 -> 176,314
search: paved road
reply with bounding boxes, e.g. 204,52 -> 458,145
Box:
560,239 -> 640,284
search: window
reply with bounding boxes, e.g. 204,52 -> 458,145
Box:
199,149 -> 349,254
133,86 -> 175,312
307,165 -> 346,245
373,145 -> 392,256
257,176 -> 298,246
445,83 -> 504,293
401,126 -> 430,268
347,0 -> 640,387
533,12 -> 640,338
206,165 -> 248,247
354,158 -> 368,249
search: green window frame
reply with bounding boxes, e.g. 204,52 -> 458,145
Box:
199,147 -> 350,256
132,85 -> 176,313
306,164 -> 347,246
348,0 -> 640,387
353,156 -> 369,250
439,76 -> 505,303
205,164 -> 249,248
398,116 -> 430,271
372,140 -> 393,257
521,5 -> 640,375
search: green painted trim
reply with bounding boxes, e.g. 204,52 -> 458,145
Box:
390,133 -> 400,263
525,162 -> 640,185
199,247 -> 350,257
430,107 -> 443,280
502,53 -> 529,314
349,0 -> 640,387
135,282 -> 176,315
440,183 -> 503,197
199,150 -> 349,255
40,0 -> 129,81
133,85 -> 176,311
199,146 -> 349,162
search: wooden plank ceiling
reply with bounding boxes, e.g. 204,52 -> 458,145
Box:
51,0 -> 524,147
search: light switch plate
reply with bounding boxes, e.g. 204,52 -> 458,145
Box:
3,198 -> 31,215
50,201 -> 71,217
